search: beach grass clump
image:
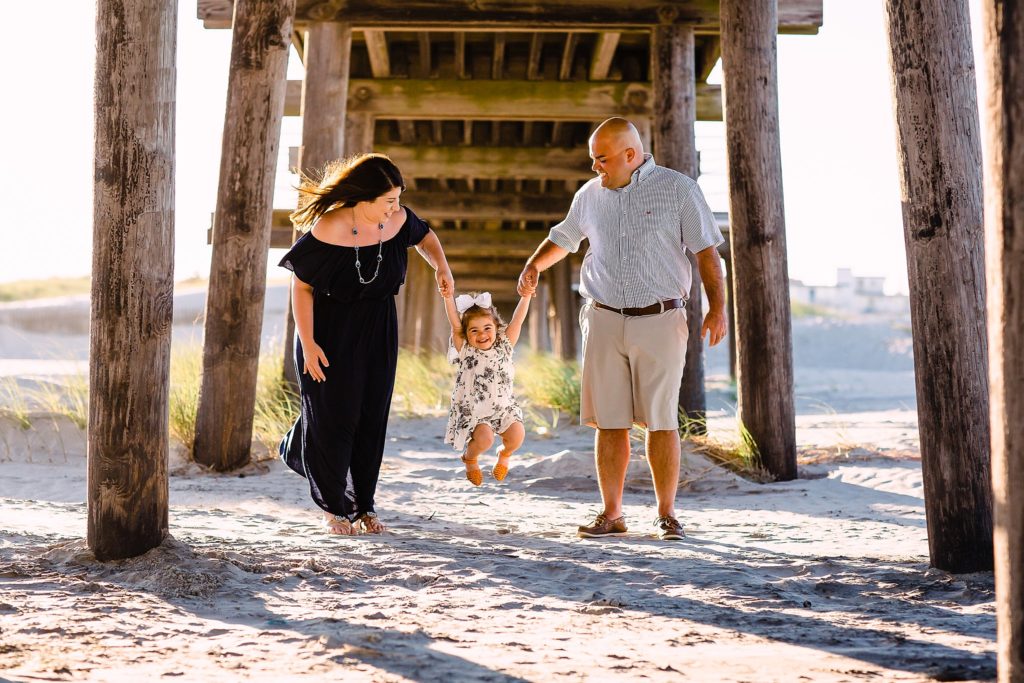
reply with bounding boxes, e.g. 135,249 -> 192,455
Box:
251,345 -> 300,458
791,301 -> 838,319
0,276 -> 92,303
168,343 -> 302,461
35,375 -> 89,430
168,345 -> 203,456
516,351 -> 581,419
684,418 -> 774,483
393,351 -> 453,416
0,378 -> 33,429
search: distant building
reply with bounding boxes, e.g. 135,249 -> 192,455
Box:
790,268 -> 910,314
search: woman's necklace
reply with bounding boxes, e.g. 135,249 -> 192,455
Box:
352,218 -> 385,285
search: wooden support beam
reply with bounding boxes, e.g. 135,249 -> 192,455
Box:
653,23 -> 705,431
345,111 -> 374,155
320,78 -> 721,121
885,0 -> 992,572
196,0 -> 296,472
283,145 -> 591,180
696,36 -> 721,82
985,0 -> 1024,670
528,282 -> 552,352
589,32 -> 620,80
492,32 -> 506,78
528,33 -> 544,80
454,32 -> 467,79
417,31 -> 432,78
548,260 -> 578,359
198,2 -> 823,33
297,23 -> 351,171
522,121 -> 534,145
397,119 -> 416,143
560,33 -> 579,80
394,144 -> 591,179
284,22 -> 352,389
721,0 -> 796,479
90,0 -> 175,561
363,29 -> 391,77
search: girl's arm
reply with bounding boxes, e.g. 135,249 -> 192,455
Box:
443,293 -> 465,352
503,295 -> 532,347
415,229 -> 454,298
291,276 -> 329,382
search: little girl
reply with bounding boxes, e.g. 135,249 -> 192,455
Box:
443,290 -> 531,485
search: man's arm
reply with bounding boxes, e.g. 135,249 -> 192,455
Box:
695,246 -> 727,347
517,239 -> 570,297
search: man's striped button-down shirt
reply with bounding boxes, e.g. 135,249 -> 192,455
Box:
547,154 -> 724,309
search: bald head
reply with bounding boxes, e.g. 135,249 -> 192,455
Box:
588,118 -> 645,189
591,117 -> 644,153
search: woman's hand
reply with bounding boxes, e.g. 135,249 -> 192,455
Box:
436,268 -> 454,298
301,341 -> 329,382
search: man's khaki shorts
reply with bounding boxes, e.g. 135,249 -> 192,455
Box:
579,302 -> 688,431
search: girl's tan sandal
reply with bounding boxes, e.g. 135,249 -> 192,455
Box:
461,455 -> 483,486
493,450 -> 511,481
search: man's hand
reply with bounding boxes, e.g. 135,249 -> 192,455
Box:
517,263 -> 540,297
701,309 -> 727,347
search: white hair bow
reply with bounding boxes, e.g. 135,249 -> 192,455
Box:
455,292 -> 493,314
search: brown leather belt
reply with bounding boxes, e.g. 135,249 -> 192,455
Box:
593,298 -> 686,317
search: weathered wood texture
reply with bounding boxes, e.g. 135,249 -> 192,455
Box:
89,0 -> 176,561
721,0 -> 797,480
652,24 -> 706,432
288,145 -> 594,180
284,22 -> 352,389
298,23 -> 351,171
885,0 -> 993,573
194,0 -> 295,471
549,260 -> 578,359
984,1 -> 1023,668
198,0 -> 824,33
288,79 -> 722,121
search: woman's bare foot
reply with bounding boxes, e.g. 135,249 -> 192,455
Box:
322,511 -> 355,535
461,454 -> 483,486
492,445 -> 512,481
354,511 -> 386,534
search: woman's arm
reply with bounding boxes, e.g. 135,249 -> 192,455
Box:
291,275 -> 329,382
415,229 -> 454,298
503,295 -> 533,347
443,294 -> 465,352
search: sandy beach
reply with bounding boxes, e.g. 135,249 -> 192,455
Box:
0,291 -> 997,682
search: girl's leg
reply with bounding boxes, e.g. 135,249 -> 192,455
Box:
493,421 -> 525,481
462,423 -> 494,486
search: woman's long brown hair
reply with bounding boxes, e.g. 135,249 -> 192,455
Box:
290,153 -> 405,230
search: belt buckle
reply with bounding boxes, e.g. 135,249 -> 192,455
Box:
658,300 -> 665,314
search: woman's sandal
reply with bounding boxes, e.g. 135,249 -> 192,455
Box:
354,511 -> 386,535
461,454 -> 483,486
322,512 -> 355,536
492,447 -> 511,481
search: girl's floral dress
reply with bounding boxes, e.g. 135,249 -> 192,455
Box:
444,335 -> 523,452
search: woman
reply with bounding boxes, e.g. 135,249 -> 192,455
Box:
278,153 -> 453,535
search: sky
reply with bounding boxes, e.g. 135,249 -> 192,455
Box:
0,1 -> 990,294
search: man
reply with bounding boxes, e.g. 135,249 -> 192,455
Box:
517,117 -> 727,541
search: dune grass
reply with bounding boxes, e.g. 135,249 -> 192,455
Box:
791,300 -> 840,319
0,277 -> 92,303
